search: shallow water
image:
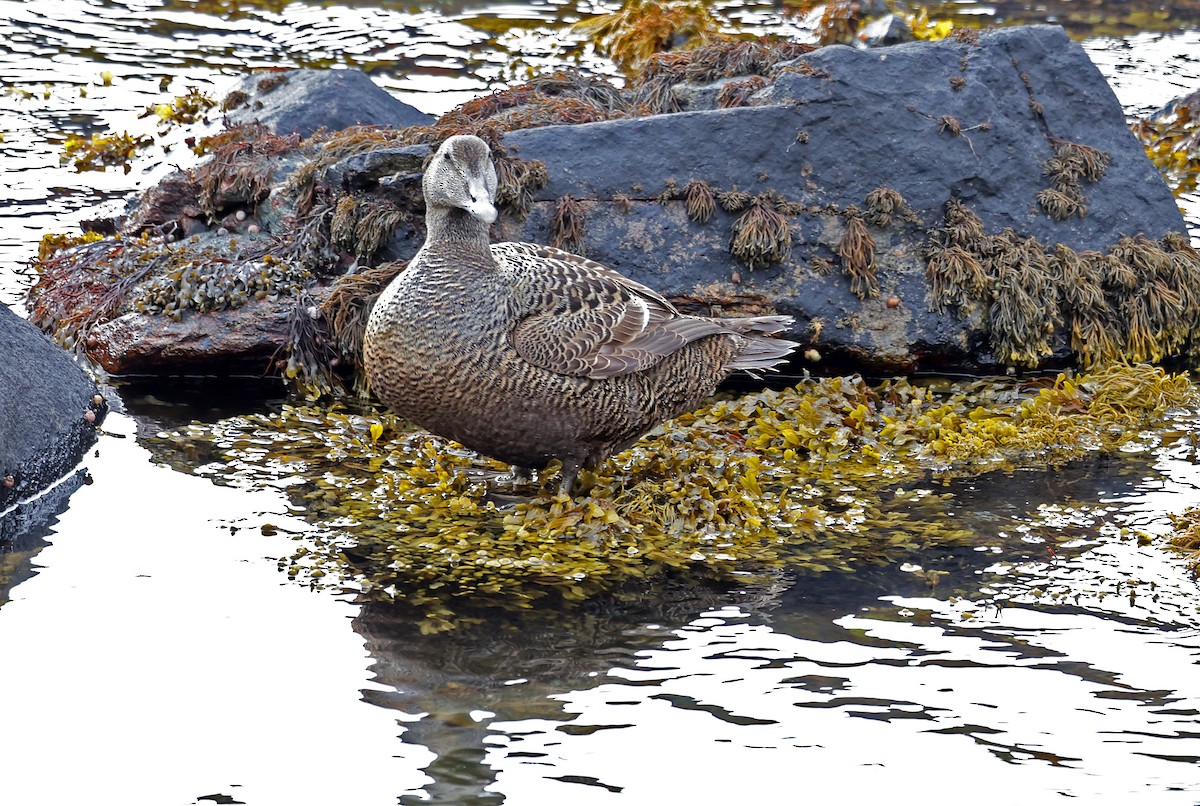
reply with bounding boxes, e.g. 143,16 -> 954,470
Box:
4,2 -> 1200,804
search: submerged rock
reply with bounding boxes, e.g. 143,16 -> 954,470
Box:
27,25 -> 1196,387
0,304 -> 104,521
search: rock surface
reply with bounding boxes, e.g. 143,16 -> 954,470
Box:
0,304 -> 103,518
27,26 -> 1196,383
222,68 -> 433,137
498,25 -> 1187,370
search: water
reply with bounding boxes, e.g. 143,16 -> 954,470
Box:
3,3 -> 1200,804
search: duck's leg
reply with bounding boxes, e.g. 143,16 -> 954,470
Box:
557,458 -> 582,497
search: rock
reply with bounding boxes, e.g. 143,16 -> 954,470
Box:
0,304 -> 103,519
499,24 -> 1188,371
87,296 -> 299,376
28,25 -> 1196,383
222,68 -> 433,138
855,14 -> 915,47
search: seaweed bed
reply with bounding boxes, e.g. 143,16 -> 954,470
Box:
153,362 -> 1199,632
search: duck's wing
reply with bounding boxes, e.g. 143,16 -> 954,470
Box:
493,242 -> 730,380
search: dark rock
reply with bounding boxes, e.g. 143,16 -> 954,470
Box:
319,144 -> 428,193
0,303 -> 103,518
29,25 -> 1194,382
499,25 -> 1186,371
87,296 -> 299,376
855,14 -> 915,47
222,68 -> 433,138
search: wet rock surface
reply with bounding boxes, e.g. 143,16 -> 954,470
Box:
27,25 -> 1195,385
500,25 -> 1186,371
222,68 -> 433,137
0,304 -> 103,518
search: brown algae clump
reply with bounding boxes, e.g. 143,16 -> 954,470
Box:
1169,507 -> 1200,574
161,364 -> 1198,632
837,207 -> 878,298
729,193 -> 791,269
550,195 -> 587,254
61,130 -> 154,174
922,196 -> 1200,369
1037,138 -> 1110,220
683,179 -> 717,224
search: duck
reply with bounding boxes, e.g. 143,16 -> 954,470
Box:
363,134 -> 798,494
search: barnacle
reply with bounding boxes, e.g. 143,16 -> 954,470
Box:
729,193 -> 791,269
836,208 -> 877,298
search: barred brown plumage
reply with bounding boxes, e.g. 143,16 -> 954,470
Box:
363,134 -> 797,494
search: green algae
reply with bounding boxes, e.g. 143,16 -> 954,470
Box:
154,363 -> 1198,633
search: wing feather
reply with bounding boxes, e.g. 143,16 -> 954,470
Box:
493,242 -> 727,379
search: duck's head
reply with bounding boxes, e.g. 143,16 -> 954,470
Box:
424,135 -> 499,225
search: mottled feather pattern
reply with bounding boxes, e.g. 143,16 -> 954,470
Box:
363,135 -> 798,491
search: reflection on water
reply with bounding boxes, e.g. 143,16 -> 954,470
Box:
3,0 -> 1200,803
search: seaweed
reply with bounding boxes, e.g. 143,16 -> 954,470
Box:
60,130 -> 154,174
682,178 -> 717,223
157,364 -> 1197,633
1037,138 -> 1110,220
729,193 -> 791,269
494,156 -> 549,220
924,243 -> 987,315
836,207 -> 878,299
550,195 -> 587,255
572,0 -> 719,75
863,185 -> 911,228
715,75 -> 767,108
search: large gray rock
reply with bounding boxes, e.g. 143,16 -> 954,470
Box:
222,68 -> 433,137
498,25 -> 1186,371
0,304 -> 103,518
30,25 -> 1194,381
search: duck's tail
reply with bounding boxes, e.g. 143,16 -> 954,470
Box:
724,315 -> 799,372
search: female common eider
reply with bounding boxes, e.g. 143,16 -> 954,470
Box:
363,134 -> 798,493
